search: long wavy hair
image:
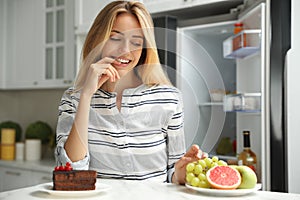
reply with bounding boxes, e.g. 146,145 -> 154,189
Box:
74,1 -> 172,91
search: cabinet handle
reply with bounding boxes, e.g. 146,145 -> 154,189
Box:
41,176 -> 51,181
5,171 -> 21,176
63,80 -> 72,84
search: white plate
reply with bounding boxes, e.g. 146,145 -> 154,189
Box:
185,183 -> 262,197
39,182 -> 111,197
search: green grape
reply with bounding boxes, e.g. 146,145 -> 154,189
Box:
198,159 -> 206,169
217,160 -> 228,166
198,180 -> 210,188
198,173 -> 206,181
191,177 -> 200,187
193,164 -> 203,175
210,162 -> 219,168
186,162 -> 195,172
204,157 -> 212,168
212,156 -> 219,162
186,172 -> 195,183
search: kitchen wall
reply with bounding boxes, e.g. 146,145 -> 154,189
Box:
0,89 -> 65,141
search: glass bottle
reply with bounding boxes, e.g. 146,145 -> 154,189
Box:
237,130 -> 257,173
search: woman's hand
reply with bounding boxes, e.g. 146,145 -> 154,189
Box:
172,144 -> 207,185
82,57 -> 120,97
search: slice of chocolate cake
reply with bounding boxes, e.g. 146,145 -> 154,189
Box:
53,170 -> 97,191
53,163 -> 97,191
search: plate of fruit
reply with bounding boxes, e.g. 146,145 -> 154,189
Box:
185,156 -> 261,197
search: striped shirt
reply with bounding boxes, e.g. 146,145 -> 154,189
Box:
55,84 -> 186,182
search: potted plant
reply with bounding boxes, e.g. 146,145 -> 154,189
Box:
25,121 -> 54,160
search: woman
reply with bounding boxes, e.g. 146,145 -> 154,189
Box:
55,1 -> 205,184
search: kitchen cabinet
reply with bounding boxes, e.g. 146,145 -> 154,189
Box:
0,0 -> 75,90
0,167 -> 31,192
0,160 -> 54,192
0,0 -> 43,89
74,0 -> 111,67
30,170 -> 52,185
74,0 -> 111,35
0,166 -> 52,192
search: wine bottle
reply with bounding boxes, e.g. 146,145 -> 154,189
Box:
237,130 -> 257,173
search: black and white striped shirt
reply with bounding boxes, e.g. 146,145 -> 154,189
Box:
55,84 -> 186,182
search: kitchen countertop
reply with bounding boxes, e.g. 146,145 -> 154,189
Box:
1,178 -> 300,200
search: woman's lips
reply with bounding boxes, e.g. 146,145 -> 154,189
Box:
113,57 -> 132,67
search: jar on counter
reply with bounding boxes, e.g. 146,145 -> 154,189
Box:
1,128 -> 16,160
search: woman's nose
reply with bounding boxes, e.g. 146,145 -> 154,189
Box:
118,40 -> 130,54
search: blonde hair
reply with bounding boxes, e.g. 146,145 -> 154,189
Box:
74,1 -> 172,91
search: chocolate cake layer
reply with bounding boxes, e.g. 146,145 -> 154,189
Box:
53,170 -> 97,191
53,184 -> 96,191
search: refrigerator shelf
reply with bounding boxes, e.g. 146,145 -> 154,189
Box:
198,102 -> 223,107
223,93 -> 261,113
223,29 -> 261,59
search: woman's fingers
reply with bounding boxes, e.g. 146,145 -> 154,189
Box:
83,56 -> 123,95
184,144 -> 200,158
97,75 -> 110,88
96,56 -> 115,65
102,65 -> 120,82
90,59 -> 120,82
184,144 -> 208,161
96,57 -> 120,81
176,156 -> 192,169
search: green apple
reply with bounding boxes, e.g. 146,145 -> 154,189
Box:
232,165 -> 257,189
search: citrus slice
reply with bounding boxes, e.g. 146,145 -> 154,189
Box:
206,166 -> 241,190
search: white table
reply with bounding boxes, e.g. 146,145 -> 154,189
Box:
1,178 -> 300,200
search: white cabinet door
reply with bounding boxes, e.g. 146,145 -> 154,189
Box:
0,167 -> 31,192
31,171 -> 52,185
3,0 -> 44,89
0,166 -> 52,192
38,0 -> 75,88
74,0 -> 111,67
74,0 -> 111,35
1,0 -> 75,89
0,0 -> 6,88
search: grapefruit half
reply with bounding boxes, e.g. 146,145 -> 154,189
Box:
206,166 -> 241,190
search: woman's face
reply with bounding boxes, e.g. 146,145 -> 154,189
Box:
102,13 -> 144,77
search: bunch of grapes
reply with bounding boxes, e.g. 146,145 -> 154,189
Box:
185,156 -> 228,188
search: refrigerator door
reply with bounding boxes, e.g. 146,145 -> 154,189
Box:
269,0 -> 291,192
177,2 -> 272,191
235,3 -> 269,190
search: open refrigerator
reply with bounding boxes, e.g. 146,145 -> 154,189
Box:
165,0 -> 293,192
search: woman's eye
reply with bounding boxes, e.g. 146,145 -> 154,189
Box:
131,40 -> 143,47
110,36 -> 121,41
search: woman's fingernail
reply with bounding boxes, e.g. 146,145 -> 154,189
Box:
185,157 -> 192,161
